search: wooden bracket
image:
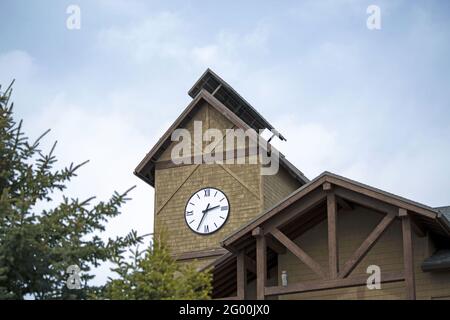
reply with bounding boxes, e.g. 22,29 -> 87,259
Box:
399,208 -> 408,217
323,182 -> 332,191
252,227 -> 263,237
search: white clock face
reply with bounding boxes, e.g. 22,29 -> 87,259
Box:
184,187 -> 230,235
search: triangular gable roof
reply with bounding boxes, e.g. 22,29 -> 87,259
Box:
134,88 -> 309,187
221,171 -> 450,249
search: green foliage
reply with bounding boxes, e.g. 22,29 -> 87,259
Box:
99,235 -> 212,300
0,82 -> 143,299
0,82 -> 211,300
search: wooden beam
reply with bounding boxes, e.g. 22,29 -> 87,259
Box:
252,227 -> 263,237
175,248 -> 228,261
339,212 -> 396,278
271,228 -> 327,279
211,83 -> 222,96
327,192 -> 339,279
398,208 -> 425,238
266,235 -> 286,254
245,256 -> 256,274
402,214 -> 416,300
236,252 -> 247,300
323,182 -> 332,191
337,198 -> 353,211
255,234 -> 267,300
284,207 -> 327,244
325,175 -> 437,219
265,272 -> 404,296
410,216 -> 427,238
334,187 -> 398,216
264,189 -> 327,234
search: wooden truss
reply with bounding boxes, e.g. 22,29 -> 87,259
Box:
231,181 -> 418,300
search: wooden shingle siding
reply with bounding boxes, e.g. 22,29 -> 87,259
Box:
262,166 -> 302,210
154,102 -> 263,257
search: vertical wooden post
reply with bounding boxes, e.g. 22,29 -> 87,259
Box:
253,227 -> 266,300
401,210 -> 416,300
236,251 -> 247,300
327,192 -> 338,279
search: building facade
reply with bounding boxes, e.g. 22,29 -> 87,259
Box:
135,69 -> 450,300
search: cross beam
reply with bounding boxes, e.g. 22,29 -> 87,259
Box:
265,272 -> 405,296
339,211 -> 396,278
271,228 -> 327,279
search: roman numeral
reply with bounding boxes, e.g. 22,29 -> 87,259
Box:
204,189 -> 210,197
221,206 -> 228,211
186,211 -> 193,216
204,225 -> 209,233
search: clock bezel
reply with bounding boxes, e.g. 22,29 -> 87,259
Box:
184,186 -> 231,236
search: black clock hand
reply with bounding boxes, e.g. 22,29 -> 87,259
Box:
202,205 -> 220,213
197,203 -> 210,231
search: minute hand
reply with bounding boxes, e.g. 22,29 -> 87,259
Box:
202,205 -> 220,213
197,203 -> 210,231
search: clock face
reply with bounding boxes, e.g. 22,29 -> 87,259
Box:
184,187 -> 230,235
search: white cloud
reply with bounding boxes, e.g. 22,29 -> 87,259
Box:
27,92 -> 161,284
191,26 -> 271,76
32,93 -> 155,237
191,45 -> 219,65
270,113 -> 450,207
96,11 -> 272,78
0,50 -> 35,85
97,11 -> 189,64
270,119 -> 341,178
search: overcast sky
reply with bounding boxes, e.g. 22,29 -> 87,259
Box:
1,0 -> 450,284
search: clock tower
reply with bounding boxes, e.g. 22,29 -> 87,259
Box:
134,69 -> 308,267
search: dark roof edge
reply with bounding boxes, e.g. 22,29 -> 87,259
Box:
221,171 -> 449,248
422,250 -> 450,272
437,213 -> 450,235
188,68 -> 287,140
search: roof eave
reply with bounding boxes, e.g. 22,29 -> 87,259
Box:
221,171 -> 449,249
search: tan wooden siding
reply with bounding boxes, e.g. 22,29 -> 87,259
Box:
262,166 -> 301,210
154,102 -> 263,257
